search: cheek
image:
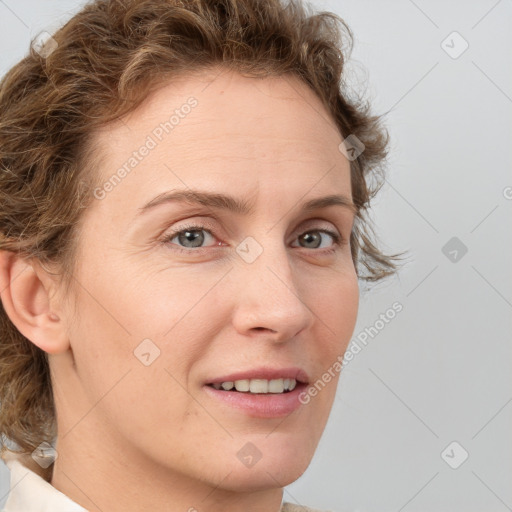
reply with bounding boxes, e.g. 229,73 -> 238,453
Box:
62,274 -> 210,440
318,270 -> 359,354
67,258 -> 228,388
302,270 -> 359,409
115,263 -> 226,338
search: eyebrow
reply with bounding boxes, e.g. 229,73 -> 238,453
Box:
136,189 -> 358,218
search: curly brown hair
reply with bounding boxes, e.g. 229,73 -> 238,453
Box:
0,0 -> 405,462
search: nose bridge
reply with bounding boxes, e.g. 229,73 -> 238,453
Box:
232,232 -> 313,339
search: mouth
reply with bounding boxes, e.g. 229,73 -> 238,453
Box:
203,367 -> 310,418
206,377 -> 298,394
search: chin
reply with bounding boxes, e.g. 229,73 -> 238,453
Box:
221,457 -> 311,493
216,436 -> 316,492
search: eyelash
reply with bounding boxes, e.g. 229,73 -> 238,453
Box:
159,222 -> 345,256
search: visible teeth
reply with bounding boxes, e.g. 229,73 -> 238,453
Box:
249,379 -> 268,393
234,379 -> 250,392
211,378 -> 297,394
268,378 -> 284,393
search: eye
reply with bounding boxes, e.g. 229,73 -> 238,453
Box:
292,229 -> 342,252
161,223 -> 219,254
160,223 -> 345,255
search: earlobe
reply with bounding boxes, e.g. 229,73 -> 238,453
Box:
0,250 -> 69,354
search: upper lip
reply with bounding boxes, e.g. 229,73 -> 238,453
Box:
205,367 -> 309,385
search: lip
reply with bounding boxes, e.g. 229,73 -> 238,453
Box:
205,366 -> 310,385
203,381 -> 307,418
203,366 -> 310,418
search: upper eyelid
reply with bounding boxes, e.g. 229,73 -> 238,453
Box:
169,212 -> 349,230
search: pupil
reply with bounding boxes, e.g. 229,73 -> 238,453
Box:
301,232 -> 320,248
179,230 -> 204,248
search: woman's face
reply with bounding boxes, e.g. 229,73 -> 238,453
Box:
52,67 -> 359,493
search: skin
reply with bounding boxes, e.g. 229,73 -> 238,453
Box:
0,67 -> 359,512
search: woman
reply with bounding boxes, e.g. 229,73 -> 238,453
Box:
0,0 -> 402,510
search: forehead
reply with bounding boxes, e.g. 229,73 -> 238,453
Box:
86,68 -> 351,217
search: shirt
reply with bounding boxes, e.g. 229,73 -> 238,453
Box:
1,449 -> 329,512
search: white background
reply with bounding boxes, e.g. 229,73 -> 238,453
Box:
0,1 -> 511,511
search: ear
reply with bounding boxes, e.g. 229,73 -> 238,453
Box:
0,250 -> 70,354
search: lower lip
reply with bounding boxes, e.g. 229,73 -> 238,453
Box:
203,383 -> 307,418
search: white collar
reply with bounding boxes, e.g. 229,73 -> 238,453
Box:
1,449 -> 87,512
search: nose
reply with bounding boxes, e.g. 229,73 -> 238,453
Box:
231,242 -> 314,343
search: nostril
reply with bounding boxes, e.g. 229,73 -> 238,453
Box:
252,327 -> 277,333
